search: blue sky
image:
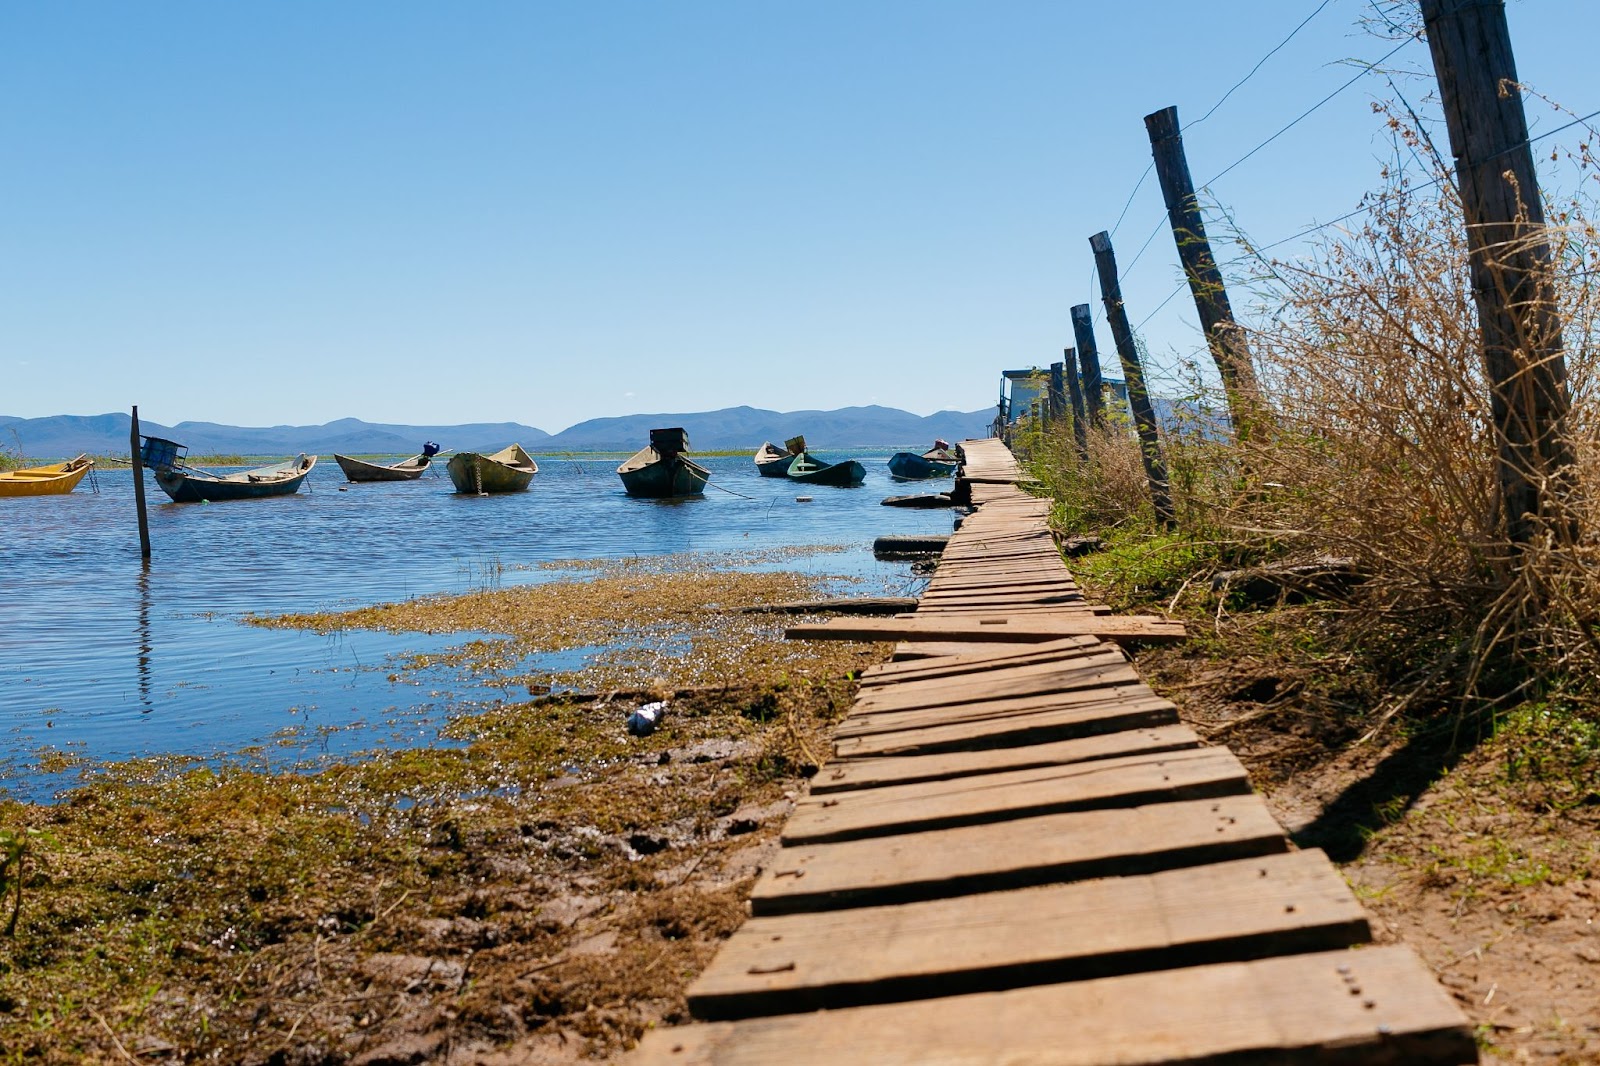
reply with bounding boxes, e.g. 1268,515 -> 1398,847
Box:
3,1 -> 1596,433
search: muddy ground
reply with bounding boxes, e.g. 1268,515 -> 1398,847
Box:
0,555 -> 889,1064
4,549 -> 1597,1063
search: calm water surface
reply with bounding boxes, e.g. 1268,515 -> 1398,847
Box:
0,453 -> 954,800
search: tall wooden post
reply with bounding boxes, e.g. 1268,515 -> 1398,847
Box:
1062,346 -> 1090,459
1145,105 -> 1261,437
1421,0 -> 1574,545
1069,304 -> 1105,426
1048,362 -> 1067,422
1091,231 -> 1176,527
130,405 -> 151,559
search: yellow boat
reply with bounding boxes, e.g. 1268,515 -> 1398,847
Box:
0,454 -> 95,498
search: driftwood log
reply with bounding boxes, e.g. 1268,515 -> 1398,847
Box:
1210,557 -> 1368,605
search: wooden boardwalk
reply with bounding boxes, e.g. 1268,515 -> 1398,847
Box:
632,438 -> 1474,1065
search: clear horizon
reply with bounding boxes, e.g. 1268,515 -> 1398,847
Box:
4,2 -> 1597,429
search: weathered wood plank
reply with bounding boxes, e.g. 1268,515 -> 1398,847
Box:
851,654 -> 1135,715
787,616 -> 1186,645
636,947 -> 1476,1065
810,723 -> 1202,794
749,795 -> 1286,915
833,690 -> 1179,759
784,747 -> 1250,845
860,636 -> 1108,685
688,850 -> 1369,1019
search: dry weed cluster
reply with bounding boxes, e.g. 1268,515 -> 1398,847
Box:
1034,106 -> 1600,730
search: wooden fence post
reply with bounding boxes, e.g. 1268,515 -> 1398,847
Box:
1091,231 -> 1176,527
1069,304 -> 1105,427
1062,347 -> 1090,459
130,405 -> 151,559
1420,0 -> 1575,546
1048,362 -> 1067,423
1145,104 -> 1261,438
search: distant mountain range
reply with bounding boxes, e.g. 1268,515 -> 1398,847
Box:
0,405 -> 996,458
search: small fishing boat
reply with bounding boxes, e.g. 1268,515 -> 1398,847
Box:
887,440 -> 959,481
786,451 -> 866,487
618,428 -> 711,498
334,442 -> 442,482
0,454 -> 95,498
446,443 -> 538,494
144,437 -> 317,503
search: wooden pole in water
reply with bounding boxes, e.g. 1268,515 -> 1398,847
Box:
1062,347 -> 1090,460
1090,230 -> 1175,527
1145,105 -> 1260,439
1420,0 -> 1575,546
1069,304 -> 1105,427
130,405 -> 151,559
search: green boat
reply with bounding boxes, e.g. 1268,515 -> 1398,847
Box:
619,428 -> 712,498
786,451 -> 866,487
446,443 -> 538,494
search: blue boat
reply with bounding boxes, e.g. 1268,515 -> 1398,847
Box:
887,441 -> 958,481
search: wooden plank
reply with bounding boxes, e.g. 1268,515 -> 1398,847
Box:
784,747 -> 1251,845
887,641 -> 1034,661
860,636 -> 1108,684
748,795 -> 1287,915
635,947 -> 1476,1065
786,616 -> 1186,645
810,723 -> 1202,794
851,654 -> 1135,715
833,691 -> 1179,759
687,851 -> 1369,1020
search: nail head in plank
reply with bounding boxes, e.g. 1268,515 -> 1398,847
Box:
784,747 -> 1251,845
750,795 -> 1287,915
688,850 -> 1369,1020
636,947 -> 1475,1065
810,724 -> 1203,794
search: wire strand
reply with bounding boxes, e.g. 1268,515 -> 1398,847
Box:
1185,0 -> 1336,130
1202,36 -> 1416,191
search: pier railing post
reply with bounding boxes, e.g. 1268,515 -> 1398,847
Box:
1420,0 -> 1576,547
1062,347 -> 1090,460
1069,304 -> 1106,428
1145,104 -> 1261,440
1090,231 -> 1176,527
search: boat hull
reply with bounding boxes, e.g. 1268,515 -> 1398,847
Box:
0,455 -> 93,498
334,454 -> 431,482
153,456 -> 317,503
787,453 -> 866,487
887,452 -> 958,480
618,448 -> 712,498
754,442 -> 795,477
446,445 -> 537,494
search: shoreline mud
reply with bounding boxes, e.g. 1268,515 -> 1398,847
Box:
0,554 -> 891,1063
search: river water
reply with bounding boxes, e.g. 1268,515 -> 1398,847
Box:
1,452 -> 954,801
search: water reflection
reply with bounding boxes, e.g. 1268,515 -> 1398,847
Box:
137,563 -> 153,712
